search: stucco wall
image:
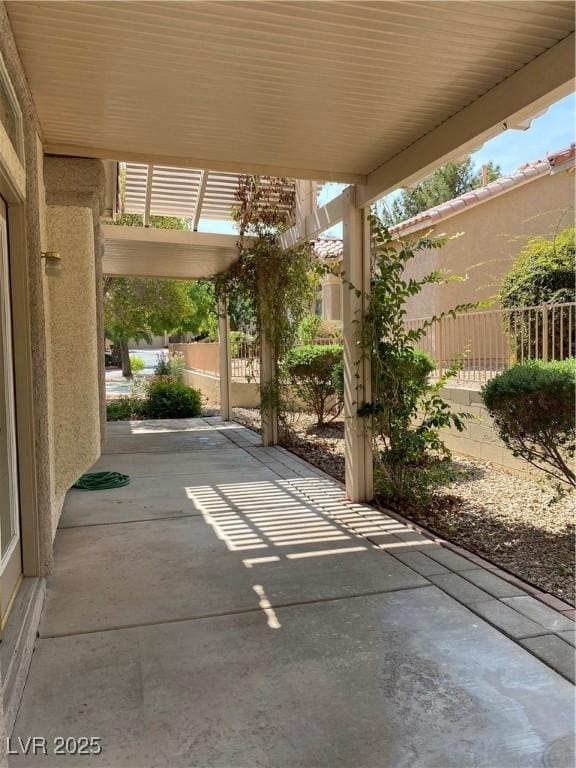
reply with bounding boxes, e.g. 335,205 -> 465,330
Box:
0,3 -> 55,575
170,342 -> 220,374
45,206 -> 101,533
183,369 -> 261,408
402,170 -> 574,319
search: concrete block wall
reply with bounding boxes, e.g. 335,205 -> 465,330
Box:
439,386 -> 540,479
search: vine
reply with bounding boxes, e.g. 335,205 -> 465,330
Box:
349,213 -> 476,508
214,175 -> 315,421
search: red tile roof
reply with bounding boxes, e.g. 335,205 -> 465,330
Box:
311,145 -> 575,255
391,143 -> 575,236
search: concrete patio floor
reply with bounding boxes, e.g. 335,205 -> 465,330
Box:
12,419 -> 575,767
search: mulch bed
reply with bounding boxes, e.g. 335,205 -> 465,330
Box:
232,406 -> 575,605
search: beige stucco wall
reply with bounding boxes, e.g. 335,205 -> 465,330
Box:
321,275 -> 342,321
45,206 -> 101,534
402,170 -> 575,319
170,342 -> 220,374
182,369 -> 260,408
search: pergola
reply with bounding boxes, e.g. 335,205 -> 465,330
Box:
8,0 -> 574,501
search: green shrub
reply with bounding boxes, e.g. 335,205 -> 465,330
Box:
129,354 -> 145,374
482,359 -> 576,486
332,359 -> 344,399
143,379 -> 203,419
106,396 -> 144,421
298,314 -> 322,344
500,228 -> 575,361
283,344 -> 343,426
500,227 -> 575,308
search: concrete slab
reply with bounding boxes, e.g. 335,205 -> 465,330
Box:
89,447 -> 266,479
106,418 -> 212,434
102,430 -> 231,454
59,469 -> 279,528
42,487 -> 427,636
13,588 -> 575,768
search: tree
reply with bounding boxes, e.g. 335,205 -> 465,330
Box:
104,277 -> 193,376
105,213 -> 218,372
382,159 -> 501,224
173,281 -> 218,340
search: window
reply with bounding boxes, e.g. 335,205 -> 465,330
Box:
0,52 -> 23,162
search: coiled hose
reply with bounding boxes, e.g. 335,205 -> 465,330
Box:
73,471 -> 130,491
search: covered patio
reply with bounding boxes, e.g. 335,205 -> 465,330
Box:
11,418 -> 575,767
0,0 -> 573,761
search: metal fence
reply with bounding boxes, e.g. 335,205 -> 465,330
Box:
231,340 -> 260,382
404,302 -> 575,384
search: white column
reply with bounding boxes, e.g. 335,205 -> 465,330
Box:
260,333 -> 278,446
218,298 -> 232,421
342,187 -> 373,502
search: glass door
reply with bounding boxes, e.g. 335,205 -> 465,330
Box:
0,195 -> 21,629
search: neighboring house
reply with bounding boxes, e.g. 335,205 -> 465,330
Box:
396,145 -> 575,319
313,238 -> 344,322
313,145 -> 575,331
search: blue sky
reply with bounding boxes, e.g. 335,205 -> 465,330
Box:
201,93 -> 575,236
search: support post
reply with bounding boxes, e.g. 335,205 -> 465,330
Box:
260,333 -> 278,447
218,298 -> 232,421
342,187 -> 373,502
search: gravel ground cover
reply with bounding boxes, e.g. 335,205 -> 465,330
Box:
232,406 -> 575,604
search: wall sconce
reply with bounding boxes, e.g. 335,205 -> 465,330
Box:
41,250 -> 62,276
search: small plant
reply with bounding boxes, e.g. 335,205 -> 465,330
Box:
168,351 -> 185,382
154,354 -> 171,376
482,359 -> 576,486
298,314 -> 322,344
129,354 -> 145,374
283,344 -> 343,426
106,396 -> 144,421
143,379 -> 203,419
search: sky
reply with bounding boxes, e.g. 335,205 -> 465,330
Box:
200,92 -> 575,237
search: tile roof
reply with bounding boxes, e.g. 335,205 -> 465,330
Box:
391,144 -> 575,236
313,237 -> 343,261
310,145 -> 575,256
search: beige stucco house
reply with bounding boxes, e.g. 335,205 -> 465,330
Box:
398,144 -> 575,319
314,145 -> 575,323
0,0 -> 573,752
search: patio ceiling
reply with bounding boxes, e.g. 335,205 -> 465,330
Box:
122,163 -> 294,227
101,225 -> 241,279
6,1 -> 575,184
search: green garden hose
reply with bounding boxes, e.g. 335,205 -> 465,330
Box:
73,471 -> 130,490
